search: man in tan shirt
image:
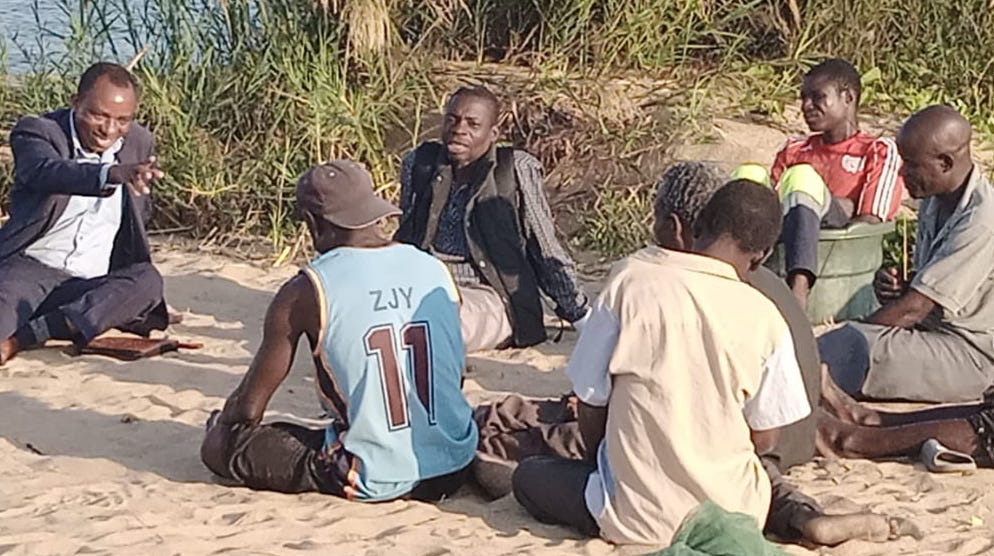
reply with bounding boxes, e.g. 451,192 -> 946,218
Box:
512,180 -> 811,547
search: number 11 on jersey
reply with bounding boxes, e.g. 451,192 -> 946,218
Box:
364,322 -> 435,430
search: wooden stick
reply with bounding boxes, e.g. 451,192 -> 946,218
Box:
902,217 -> 909,281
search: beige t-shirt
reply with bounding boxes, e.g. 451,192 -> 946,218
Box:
567,247 -> 810,547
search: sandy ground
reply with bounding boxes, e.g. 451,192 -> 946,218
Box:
1,245 -> 992,556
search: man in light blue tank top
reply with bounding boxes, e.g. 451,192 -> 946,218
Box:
201,160 -> 478,501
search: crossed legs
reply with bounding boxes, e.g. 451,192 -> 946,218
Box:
817,364 -> 991,464
0,253 -> 164,364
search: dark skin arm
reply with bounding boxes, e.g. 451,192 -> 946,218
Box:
11,119 -> 163,197
868,265 -> 935,327
582,404 -> 783,460
864,289 -> 936,328
835,194 -> 883,224
200,275 -> 320,477
577,401 -> 608,463
750,428 -> 781,457
852,214 -> 882,224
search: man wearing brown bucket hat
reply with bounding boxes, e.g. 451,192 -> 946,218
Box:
202,160 -> 478,501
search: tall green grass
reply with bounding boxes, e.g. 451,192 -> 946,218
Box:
3,0 -> 994,256
2,0 -> 434,250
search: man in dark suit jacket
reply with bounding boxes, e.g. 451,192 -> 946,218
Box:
0,62 -> 168,364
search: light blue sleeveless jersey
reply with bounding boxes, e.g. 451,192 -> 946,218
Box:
304,244 -> 478,501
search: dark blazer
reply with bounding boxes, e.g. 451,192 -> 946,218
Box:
0,108 -> 168,334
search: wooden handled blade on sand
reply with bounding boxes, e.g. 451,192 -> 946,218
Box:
81,337 -> 203,361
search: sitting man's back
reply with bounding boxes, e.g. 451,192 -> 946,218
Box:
512,180 -> 810,548
590,242 -> 803,543
305,240 -> 475,499
202,160 -> 477,502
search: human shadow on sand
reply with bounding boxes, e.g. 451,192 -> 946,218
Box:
0,390 -> 213,483
464,330 -> 578,399
4,343 -> 246,401
437,486 -> 593,547
163,272 -> 275,348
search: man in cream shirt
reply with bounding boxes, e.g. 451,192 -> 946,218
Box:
512,179 -> 811,548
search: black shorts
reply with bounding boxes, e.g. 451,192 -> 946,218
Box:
212,421 -> 469,501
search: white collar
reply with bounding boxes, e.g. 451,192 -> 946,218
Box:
69,109 -> 124,160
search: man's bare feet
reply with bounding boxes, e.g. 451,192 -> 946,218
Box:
816,407 -> 856,458
166,304 -> 184,325
819,363 -> 881,425
0,336 -> 20,366
801,513 -> 923,545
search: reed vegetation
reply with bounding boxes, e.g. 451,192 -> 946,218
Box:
1,0 -> 993,257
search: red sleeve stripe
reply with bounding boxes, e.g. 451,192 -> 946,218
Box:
872,137 -> 900,219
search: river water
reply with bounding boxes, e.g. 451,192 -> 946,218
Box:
2,0 -> 66,71
1,0 -> 140,73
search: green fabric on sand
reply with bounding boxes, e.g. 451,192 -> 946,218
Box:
645,501 -> 789,556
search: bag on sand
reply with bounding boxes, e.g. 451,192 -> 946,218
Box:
646,501 -> 788,556
80,336 -> 202,361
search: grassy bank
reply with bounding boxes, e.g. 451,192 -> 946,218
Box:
2,0 -> 993,258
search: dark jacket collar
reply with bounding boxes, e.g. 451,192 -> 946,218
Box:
438,143 -> 498,194
49,107 -> 73,141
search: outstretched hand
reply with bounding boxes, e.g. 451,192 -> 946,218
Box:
107,155 -> 164,196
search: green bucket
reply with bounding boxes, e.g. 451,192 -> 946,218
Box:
765,221 -> 895,323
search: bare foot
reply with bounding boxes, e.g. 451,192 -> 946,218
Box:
166,303 -> 184,325
819,363 -> 881,425
801,513 -> 923,545
0,336 -> 20,366
816,407 -> 854,458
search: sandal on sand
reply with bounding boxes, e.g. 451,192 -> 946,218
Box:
920,438 -> 977,473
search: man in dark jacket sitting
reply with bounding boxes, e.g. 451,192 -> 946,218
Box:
395,86 -> 589,352
0,62 -> 168,364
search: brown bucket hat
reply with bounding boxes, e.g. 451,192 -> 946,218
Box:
296,160 -> 400,229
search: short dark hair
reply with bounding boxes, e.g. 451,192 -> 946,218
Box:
448,85 -> 500,120
693,179 -> 782,254
805,58 -> 861,103
77,62 -> 140,99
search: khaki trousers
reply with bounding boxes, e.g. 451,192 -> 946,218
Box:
459,284 -> 513,352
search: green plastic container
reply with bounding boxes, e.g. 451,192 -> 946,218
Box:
765,221 -> 895,323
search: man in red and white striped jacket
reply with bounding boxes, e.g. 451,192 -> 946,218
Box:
769,59 -> 904,307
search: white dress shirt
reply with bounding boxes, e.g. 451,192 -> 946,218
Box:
24,111 -> 124,279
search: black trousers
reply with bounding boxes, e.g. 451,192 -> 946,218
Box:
0,253 -> 163,347
762,458 -> 822,541
782,201 -> 850,283
208,421 -> 470,501
512,455 -> 599,537
510,453 -> 822,542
